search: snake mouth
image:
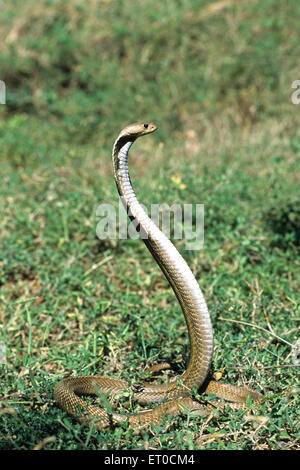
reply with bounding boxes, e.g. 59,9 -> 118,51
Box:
145,122 -> 158,134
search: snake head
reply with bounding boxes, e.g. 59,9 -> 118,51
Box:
113,122 -> 158,158
121,122 -> 158,139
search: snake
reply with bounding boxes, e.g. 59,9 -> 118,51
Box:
54,122 -> 263,430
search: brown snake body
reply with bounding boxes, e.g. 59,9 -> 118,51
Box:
54,123 -> 262,429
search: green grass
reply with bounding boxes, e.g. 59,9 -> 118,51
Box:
0,0 -> 299,450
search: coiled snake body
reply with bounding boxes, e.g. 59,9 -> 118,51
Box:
54,123 -> 262,429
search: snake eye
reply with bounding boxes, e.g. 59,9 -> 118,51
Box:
143,123 -> 148,129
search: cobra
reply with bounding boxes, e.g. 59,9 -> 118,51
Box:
54,123 -> 262,429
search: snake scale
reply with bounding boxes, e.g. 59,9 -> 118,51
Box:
54,123 -> 263,429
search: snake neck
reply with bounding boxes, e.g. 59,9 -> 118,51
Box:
113,139 -> 137,208
112,135 -> 214,395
